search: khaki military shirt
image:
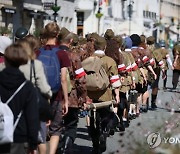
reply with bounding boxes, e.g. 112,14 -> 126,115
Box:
87,50 -> 121,102
119,50 -> 132,93
173,44 -> 180,70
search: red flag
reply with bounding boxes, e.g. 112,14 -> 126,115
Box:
99,0 -> 109,6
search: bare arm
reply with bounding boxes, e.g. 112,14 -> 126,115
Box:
147,65 -> 157,80
114,88 -> 120,104
61,67 -> 69,115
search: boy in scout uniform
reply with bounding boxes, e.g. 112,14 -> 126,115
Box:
106,35 -> 130,130
147,37 -> 167,109
122,37 -> 140,118
130,34 -> 157,113
57,29 -> 88,154
158,40 -> 173,89
87,36 -> 121,154
130,34 -> 150,115
172,43 -> 180,89
139,35 -> 157,112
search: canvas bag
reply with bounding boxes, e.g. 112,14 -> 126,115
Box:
82,56 -> 109,91
0,81 -> 26,144
30,60 -> 53,122
38,47 -> 61,93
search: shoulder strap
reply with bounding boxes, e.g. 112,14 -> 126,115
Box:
30,60 -> 37,87
6,81 -> 27,105
51,47 -> 60,53
4,81 -> 27,131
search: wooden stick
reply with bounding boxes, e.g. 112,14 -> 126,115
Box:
87,100 -> 116,110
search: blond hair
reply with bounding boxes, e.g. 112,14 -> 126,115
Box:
16,39 -> 36,60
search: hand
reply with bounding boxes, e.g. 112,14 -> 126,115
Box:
162,72 -> 166,80
173,62 -> 177,68
46,120 -> 51,126
153,73 -> 157,80
83,103 -> 89,110
112,107 -> 118,114
86,97 -> 92,105
171,66 -> 174,70
27,150 -> 37,154
62,101 -> 68,116
144,77 -> 147,85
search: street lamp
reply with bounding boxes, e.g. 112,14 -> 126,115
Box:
96,7 -> 103,34
51,0 -> 60,22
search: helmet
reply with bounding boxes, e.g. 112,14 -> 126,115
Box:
15,27 -> 28,40
159,40 -> 166,47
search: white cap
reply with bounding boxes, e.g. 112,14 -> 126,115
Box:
0,36 -> 12,54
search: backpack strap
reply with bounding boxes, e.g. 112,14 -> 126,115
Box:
30,60 -> 38,87
6,81 -> 27,105
39,46 -> 59,53
5,81 -> 27,131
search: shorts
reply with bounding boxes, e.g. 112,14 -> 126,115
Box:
48,101 -> 62,136
151,68 -> 160,89
136,83 -> 148,94
128,90 -> 138,104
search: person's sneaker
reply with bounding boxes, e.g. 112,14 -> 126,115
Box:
99,134 -> 107,153
136,113 -> 140,117
142,105 -> 148,113
128,113 -> 133,120
132,114 -> 136,119
163,87 -> 167,90
117,122 -> 125,132
139,107 -> 143,113
123,121 -> 129,128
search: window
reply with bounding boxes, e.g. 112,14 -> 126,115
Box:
143,10 -> 146,18
77,12 -> 84,26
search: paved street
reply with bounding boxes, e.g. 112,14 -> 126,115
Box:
73,69 -> 180,154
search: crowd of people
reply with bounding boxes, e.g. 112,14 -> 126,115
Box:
0,22 -> 179,154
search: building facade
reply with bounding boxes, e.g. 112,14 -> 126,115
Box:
0,0 -> 15,37
159,0 -> 180,42
0,0 -> 179,41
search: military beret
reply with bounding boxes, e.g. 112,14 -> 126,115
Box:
114,35 -> 123,47
72,33 -> 79,44
147,36 -> 155,45
94,36 -> 107,49
104,29 -> 114,40
59,27 -> 70,40
140,35 -> 146,43
91,33 -> 99,40
79,37 -> 87,45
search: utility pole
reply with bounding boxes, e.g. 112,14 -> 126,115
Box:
128,0 -> 133,35
96,1 -> 103,35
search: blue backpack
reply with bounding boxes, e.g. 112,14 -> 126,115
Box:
38,47 -> 61,93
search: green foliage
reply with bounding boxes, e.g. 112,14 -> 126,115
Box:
33,28 -> 40,38
51,5 -> 61,13
96,13 -> 103,19
0,27 -> 11,35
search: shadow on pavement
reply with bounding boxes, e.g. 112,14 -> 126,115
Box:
76,133 -> 91,141
72,144 -> 92,154
77,127 -> 88,133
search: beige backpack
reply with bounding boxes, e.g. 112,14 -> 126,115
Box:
82,56 -> 110,91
